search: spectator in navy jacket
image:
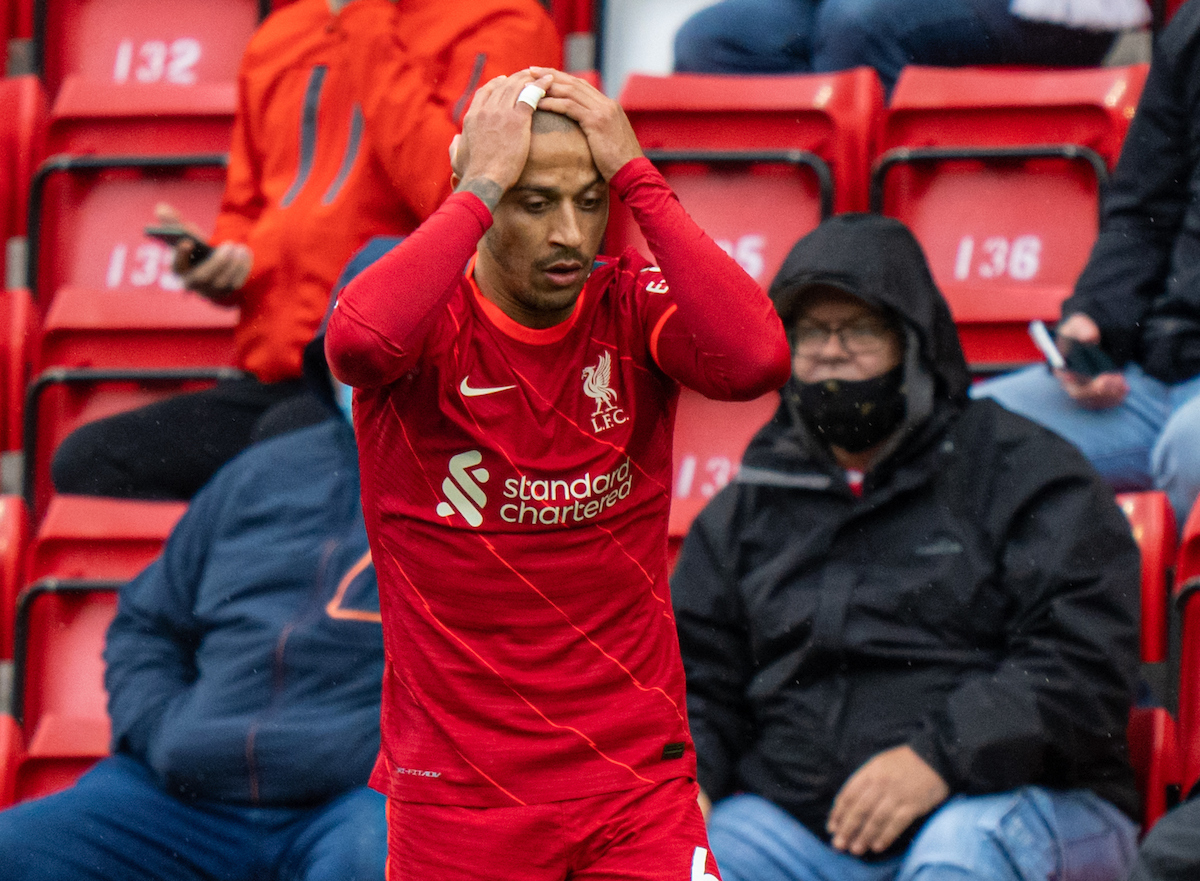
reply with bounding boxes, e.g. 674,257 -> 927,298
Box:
0,328 -> 386,881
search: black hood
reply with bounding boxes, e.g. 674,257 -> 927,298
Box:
770,213 -> 971,405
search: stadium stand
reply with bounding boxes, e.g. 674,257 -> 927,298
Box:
0,492 -> 27,658
612,68 -> 884,289
870,64 -> 1148,374
21,154 -> 239,519
0,497 -> 184,807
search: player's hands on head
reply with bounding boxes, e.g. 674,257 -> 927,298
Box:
453,70 -> 554,211
826,744 -> 949,856
1052,313 -> 1128,409
532,68 -> 644,181
155,203 -> 252,303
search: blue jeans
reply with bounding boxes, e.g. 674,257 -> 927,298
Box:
672,0 -> 1117,93
0,755 -> 388,881
974,363 -> 1200,525
707,789 -> 1137,881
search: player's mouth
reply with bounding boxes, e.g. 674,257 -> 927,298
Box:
541,259 -> 585,288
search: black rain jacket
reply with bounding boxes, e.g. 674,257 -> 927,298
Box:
671,214 -> 1141,854
1062,0 -> 1200,383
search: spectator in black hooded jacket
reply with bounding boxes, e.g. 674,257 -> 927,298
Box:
671,213 -> 1141,881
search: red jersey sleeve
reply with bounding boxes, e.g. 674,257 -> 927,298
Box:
325,192 -> 493,388
610,158 -> 791,400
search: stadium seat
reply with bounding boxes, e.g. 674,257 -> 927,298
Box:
0,286 -> 36,452
1175,500 -> 1200,794
46,79 -> 237,156
26,495 -> 184,584
0,493 -> 30,659
1118,491 -> 1178,665
26,153 -> 228,308
22,365 -> 243,520
1129,705 -> 1182,833
613,69 -> 885,288
33,0 -> 263,101
668,388 -> 777,569
871,64 -> 1148,374
0,75 -> 49,285
2,578 -> 120,805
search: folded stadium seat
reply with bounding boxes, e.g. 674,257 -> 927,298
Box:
35,0 -> 263,155
1,578 -> 120,806
870,64 -> 1148,376
33,0 -> 263,102
1118,491 -> 1178,666
0,493 -> 29,659
25,495 -> 185,584
0,75 -> 49,284
668,388 -> 778,570
613,69 -> 885,290
1174,501 -> 1200,795
1129,706 -> 1182,833
1113,491 -> 1181,831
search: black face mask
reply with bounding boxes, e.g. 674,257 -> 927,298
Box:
792,365 -> 906,453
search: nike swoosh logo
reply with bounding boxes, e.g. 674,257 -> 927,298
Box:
460,377 -> 517,397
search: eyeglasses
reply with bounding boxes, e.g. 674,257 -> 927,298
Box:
791,319 -> 896,354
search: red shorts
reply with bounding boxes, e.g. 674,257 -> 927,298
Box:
385,776 -> 721,881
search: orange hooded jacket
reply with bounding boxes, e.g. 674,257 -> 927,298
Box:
211,0 -> 561,382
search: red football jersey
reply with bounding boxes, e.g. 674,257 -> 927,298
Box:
327,159 -> 790,807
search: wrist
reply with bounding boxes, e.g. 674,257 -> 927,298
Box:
455,177 -> 505,213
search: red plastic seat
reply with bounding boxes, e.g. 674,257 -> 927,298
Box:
27,153 -> 228,309
1117,491 -> 1178,665
668,389 -> 778,570
34,0 -> 262,101
2,578 -> 119,805
22,366 -> 241,521
26,495 -> 185,584
613,69 -> 885,288
872,64 -> 1148,374
0,75 -> 49,279
1174,501 -> 1200,794
1129,706 -> 1182,833
0,493 -> 30,659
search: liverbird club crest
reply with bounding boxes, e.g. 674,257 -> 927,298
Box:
581,351 -> 627,433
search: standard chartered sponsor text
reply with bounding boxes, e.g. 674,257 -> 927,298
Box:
500,458 -> 633,525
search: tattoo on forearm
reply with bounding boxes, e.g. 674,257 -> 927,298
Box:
456,178 -> 504,213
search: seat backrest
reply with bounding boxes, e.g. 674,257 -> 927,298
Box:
0,493 -> 30,660
8,578 -> 119,803
0,76 -> 48,246
22,368 -> 236,520
34,0 -> 262,100
873,65 -> 1148,373
613,69 -> 885,289
669,389 -> 777,568
1117,491 -> 1178,665
1175,500 -> 1200,793
27,154 -> 227,308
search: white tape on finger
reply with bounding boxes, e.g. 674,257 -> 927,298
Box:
517,84 -> 546,110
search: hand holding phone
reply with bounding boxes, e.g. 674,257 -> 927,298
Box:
1027,320 -> 1115,378
143,224 -> 215,268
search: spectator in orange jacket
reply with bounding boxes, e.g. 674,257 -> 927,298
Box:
51,0 -> 561,500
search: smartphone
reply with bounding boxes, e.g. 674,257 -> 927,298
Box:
143,224 -> 215,267
1027,320 -> 1115,378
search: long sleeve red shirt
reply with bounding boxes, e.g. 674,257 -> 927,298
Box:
326,158 -> 789,806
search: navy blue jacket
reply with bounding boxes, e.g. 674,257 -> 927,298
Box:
104,415 -> 382,806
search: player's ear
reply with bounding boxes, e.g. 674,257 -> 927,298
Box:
451,172 -> 461,190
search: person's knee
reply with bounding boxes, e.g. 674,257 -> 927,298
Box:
302,790 -> 388,881
50,420 -> 122,495
673,4 -> 727,72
